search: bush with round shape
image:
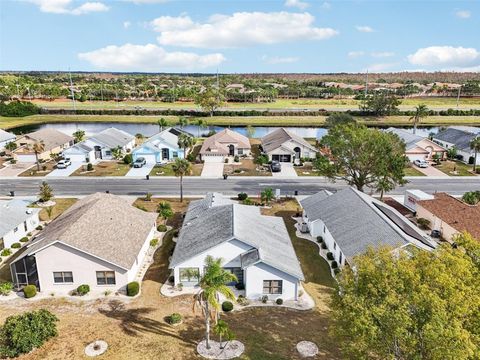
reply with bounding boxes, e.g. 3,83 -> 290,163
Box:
157,224 -> 167,232
276,298 -> 283,305
123,153 -> 133,165
316,236 -> 323,243
261,295 -> 268,303
222,301 -> 234,312
127,281 -> 140,297
334,268 -> 341,275
168,275 -> 174,284
76,284 -> 90,296
237,192 -> 248,201
150,238 -> 159,247
168,313 -> 182,325
327,252 -> 334,261
20,237 -> 29,243
331,261 -> 338,269
1,248 -> 12,257
23,285 -> 37,299
321,243 -> 327,249
36,225 -> 43,231
11,243 -> 21,249
87,163 -> 93,171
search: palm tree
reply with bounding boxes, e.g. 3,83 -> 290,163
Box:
157,201 -> 173,224
178,116 -> 189,129
72,129 -> 85,143
177,133 -> 195,157
30,141 -> 45,171
171,158 -> 191,202
110,146 -> 123,160
196,119 -> 207,137
193,256 -> 237,350
261,188 -> 274,205
470,137 -> 480,172
409,104 -> 429,134
157,118 -> 168,133
213,319 -> 235,349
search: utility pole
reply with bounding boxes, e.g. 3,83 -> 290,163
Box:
456,86 -> 461,109
68,69 -> 77,112
364,69 -> 369,98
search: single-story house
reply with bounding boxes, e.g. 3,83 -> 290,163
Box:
63,127 -> 135,162
200,129 -> 251,162
386,127 -> 446,162
0,129 -> 16,150
261,128 -> 318,163
10,192 -> 157,294
300,187 -> 435,267
132,127 -> 191,164
416,192 -> 480,242
433,127 -> 480,165
170,193 -> 304,301
0,200 -> 40,249
14,128 -> 74,163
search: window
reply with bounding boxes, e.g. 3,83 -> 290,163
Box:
173,151 -> 179,158
96,271 -> 116,285
323,225 -> 325,233
263,280 -> 283,294
105,150 -> 112,156
333,242 -> 336,250
237,149 -> 243,155
24,221 -> 28,232
339,252 -> 343,264
53,271 -> 73,283
179,268 -> 200,282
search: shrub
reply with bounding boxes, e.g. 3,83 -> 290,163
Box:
0,309 -> 58,358
144,192 -> 152,201
242,197 -> 253,205
76,284 -> 90,296
87,163 -> 93,171
157,224 -> 167,232
331,261 -> 338,269
222,301 -> 234,312
417,218 -> 431,230
123,153 -> 133,165
127,281 -> 140,297
276,298 -> 283,305
20,237 -> 29,243
168,313 -> 182,324
317,236 -> 323,243
168,275 -> 174,284
11,243 -> 21,249
23,285 -> 37,299
321,243 -> 327,249
36,225 -> 43,231
237,295 -> 249,306
334,268 -> 341,275
150,238 -> 159,247
1,248 -> 12,257
0,282 -> 13,296
261,295 -> 268,303
327,252 -> 334,261
234,155 -> 239,162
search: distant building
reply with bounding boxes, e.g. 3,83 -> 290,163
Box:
386,128 -> 446,162
14,128 -> 73,163
433,127 -> 480,165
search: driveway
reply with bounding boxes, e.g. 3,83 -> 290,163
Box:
201,163 -> 224,177
47,162 -> 84,177
272,162 -> 298,177
0,162 -> 34,177
125,163 -> 155,177
414,164 -> 447,176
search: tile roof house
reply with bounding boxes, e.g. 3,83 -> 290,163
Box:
300,187 -> 435,267
416,192 -> 480,242
386,128 -> 446,162
170,193 -> 304,300
10,193 -> 157,294
433,127 -> 480,165
0,199 -> 40,249
200,129 -> 251,162
261,128 -> 318,163
0,129 -> 16,150
14,128 -> 74,163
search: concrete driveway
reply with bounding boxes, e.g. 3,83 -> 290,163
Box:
272,162 -> 298,177
414,164 -> 447,176
201,163 -> 224,177
47,162 -> 84,177
0,162 -> 34,177
125,163 -> 155,177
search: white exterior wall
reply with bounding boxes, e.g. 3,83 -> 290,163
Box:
127,227 -> 155,282
407,153 -> 427,162
244,262 -> 298,301
2,213 -> 40,249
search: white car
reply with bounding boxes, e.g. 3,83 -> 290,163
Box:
56,159 -> 72,169
414,159 -> 429,168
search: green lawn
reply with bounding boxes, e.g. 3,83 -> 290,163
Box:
435,160 -> 477,176
404,165 -> 426,176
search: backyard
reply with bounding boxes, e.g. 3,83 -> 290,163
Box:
71,161 -> 131,177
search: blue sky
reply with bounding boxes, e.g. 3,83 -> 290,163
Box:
1,0 -> 479,73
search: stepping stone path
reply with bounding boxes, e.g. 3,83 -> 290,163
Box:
296,341 -> 319,358
197,340 -> 245,359
85,340 -> 108,357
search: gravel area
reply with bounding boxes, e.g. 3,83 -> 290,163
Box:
296,341 -> 319,358
197,340 -> 245,359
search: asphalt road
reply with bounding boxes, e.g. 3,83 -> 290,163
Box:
1,177 -> 479,197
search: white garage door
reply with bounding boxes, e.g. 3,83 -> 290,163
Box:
203,155 -> 225,163
136,154 -> 157,164
66,154 -> 86,162
408,154 -> 427,162
16,155 -> 37,163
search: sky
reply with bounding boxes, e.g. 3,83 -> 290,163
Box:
0,0 -> 479,73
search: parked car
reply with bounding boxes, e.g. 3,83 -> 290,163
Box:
133,157 -> 147,168
414,159 -> 428,168
270,161 -> 282,172
56,159 -> 71,169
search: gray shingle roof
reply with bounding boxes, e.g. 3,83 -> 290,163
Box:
20,193 -> 157,269
18,128 -> 73,152
0,200 -> 40,238
301,187 -> 433,262
385,128 -> 423,150
171,196 -> 304,280
433,128 -> 478,152
299,190 -> 332,221
90,127 -> 134,148
261,128 -> 317,153
0,129 -> 15,143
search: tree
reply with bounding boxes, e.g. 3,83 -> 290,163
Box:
4,141 -> 17,152
246,125 -> 256,139
171,158 -> 191,202
362,91 -> 401,116
177,116 -> 189,129
317,123 -> 408,192
447,146 -> 458,160
261,188 -> 274,205
331,232 -> 480,360
110,146 -> 123,160
72,129 -> 85,143
157,201 -> 173,224
38,181 -> 53,202
195,86 -> 224,116
324,113 -> 356,128
29,140 -> 45,171
196,119 -> 207,137
409,104 -> 429,134
213,319 -> 235,349
177,133 -> 195,157
462,191 -> 480,205
470,137 -> 480,172
193,256 -> 237,350
157,117 -> 168,133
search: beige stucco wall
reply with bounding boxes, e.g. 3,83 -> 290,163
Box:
416,205 -> 459,242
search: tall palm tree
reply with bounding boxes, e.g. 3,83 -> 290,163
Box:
171,158 -> 191,202
196,119 -> 206,137
30,141 -> 45,171
177,133 -> 195,157
409,104 -> 429,134
470,137 -> 480,172
157,118 -> 168,133
193,256 -> 237,350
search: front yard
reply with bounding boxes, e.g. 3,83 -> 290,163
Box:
404,165 -> 426,176
18,161 -> 56,177
149,163 -> 203,176
434,160 -> 477,176
71,161 -> 131,176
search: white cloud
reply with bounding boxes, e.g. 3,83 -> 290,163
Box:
26,0 -> 109,15
456,10 -> 471,19
371,51 -> 394,58
78,43 -> 225,71
408,46 -> 480,68
348,51 -> 365,58
261,55 -> 299,64
123,21 -> 131,29
321,2 -> 331,9
153,12 -> 338,48
356,25 -> 374,33
366,62 -> 400,72
284,0 -> 309,10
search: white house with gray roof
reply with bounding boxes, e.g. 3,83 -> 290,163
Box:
300,187 -> 435,267
0,200 -> 40,249
10,193 -> 157,294
0,129 -> 16,150
170,193 -> 304,301
432,126 -> 480,165
261,128 -> 317,163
